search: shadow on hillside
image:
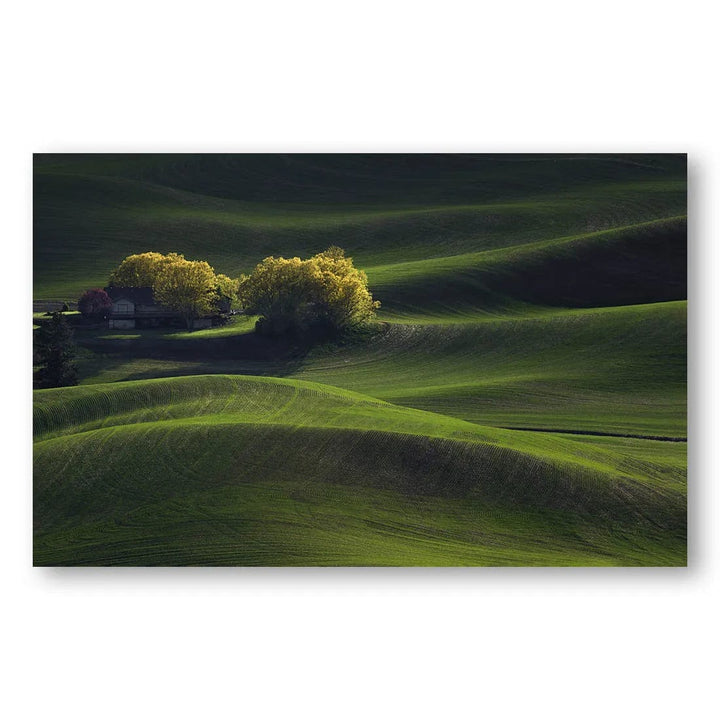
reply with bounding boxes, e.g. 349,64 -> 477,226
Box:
75,328 -> 330,382
377,217 -> 688,316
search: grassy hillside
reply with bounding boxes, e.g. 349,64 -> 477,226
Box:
33,154 -> 687,565
33,154 -> 686,301
370,216 -> 686,316
34,376 -> 685,566
66,301 -> 685,436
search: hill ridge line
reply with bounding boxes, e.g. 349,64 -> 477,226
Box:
35,168 -> 687,219
498,427 -> 687,442
34,418 -> 630,484
367,215 -> 687,276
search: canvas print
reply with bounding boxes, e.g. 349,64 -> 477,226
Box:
32,154 -> 687,566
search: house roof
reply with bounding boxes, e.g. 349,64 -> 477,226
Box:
105,286 -> 156,304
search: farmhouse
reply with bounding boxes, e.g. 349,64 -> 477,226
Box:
105,286 -> 214,329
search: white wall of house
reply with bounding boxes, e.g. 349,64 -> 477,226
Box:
109,298 -> 136,328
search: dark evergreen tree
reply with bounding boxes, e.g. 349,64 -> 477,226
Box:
34,313 -> 79,388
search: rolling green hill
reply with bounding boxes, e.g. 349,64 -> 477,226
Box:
34,376 -> 685,566
33,154 -> 687,565
70,300 -> 686,436
33,154 -> 686,301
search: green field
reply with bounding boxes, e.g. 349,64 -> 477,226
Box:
33,154 -> 687,565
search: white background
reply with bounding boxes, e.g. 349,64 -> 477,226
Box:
2,1 -> 716,718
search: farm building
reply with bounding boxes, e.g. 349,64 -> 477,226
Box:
105,286 -> 214,329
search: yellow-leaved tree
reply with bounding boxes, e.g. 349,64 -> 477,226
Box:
310,246 -> 380,330
108,252 -> 181,287
214,273 -> 241,311
153,257 -> 218,330
238,247 -> 379,336
108,252 -> 239,329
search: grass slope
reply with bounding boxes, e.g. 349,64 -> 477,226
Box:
369,216 -> 686,316
34,154 -> 685,300
34,376 -> 685,566
69,301 -> 686,436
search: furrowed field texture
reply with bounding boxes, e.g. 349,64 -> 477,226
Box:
33,154 -> 687,566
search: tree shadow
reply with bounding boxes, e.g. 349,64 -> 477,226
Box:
75,328 -> 320,382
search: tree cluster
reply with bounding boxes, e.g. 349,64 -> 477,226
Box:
107,252 -> 239,329
100,246 -> 377,337
238,246 -> 379,336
